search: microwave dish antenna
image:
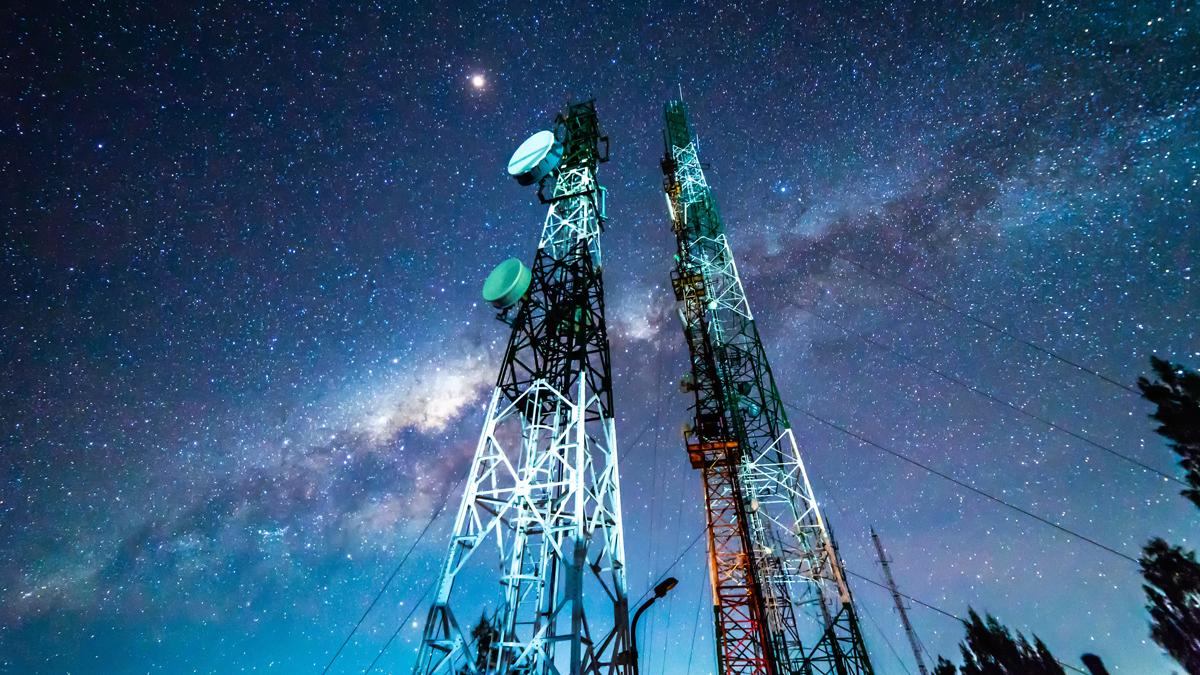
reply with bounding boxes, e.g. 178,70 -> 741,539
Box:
507,130 -> 562,185
482,257 -> 531,310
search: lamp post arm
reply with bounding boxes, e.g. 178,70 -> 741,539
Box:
629,596 -> 657,675
629,577 -> 678,675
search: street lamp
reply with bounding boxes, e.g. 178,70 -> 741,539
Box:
630,577 -> 679,675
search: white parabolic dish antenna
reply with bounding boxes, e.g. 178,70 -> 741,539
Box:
507,130 -> 562,186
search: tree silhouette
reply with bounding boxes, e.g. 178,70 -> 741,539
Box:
1138,356 -> 1200,674
1141,538 -> 1200,673
932,609 -> 1063,675
1137,355 -> 1200,509
933,656 -> 958,675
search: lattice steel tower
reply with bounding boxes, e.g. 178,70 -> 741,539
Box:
660,99 -> 874,675
413,101 -> 631,675
872,530 -> 928,675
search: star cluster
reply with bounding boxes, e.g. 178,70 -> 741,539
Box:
2,1 -> 1197,674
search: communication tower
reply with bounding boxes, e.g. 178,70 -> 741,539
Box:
660,99 -> 874,675
871,530 -> 928,675
413,101 -> 631,675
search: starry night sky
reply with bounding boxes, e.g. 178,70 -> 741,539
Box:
3,1 -> 1198,673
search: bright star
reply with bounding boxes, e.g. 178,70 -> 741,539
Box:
471,75 -> 485,88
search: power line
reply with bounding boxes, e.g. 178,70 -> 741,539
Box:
685,572 -> 707,675
640,522 -> 1097,674
845,570 -> 961,623
633,527 -> 707,607
785,298 -> 1182,486
806,239 -> 1139,396
321,474 -> 460,675
647,344 -> 666,640
783,401 -> 1139,564
363,581 -> 436,675
618,432 -> 1113,672
346,413 -> 663,674
859,598 -> 914,675
620,416 -> 660,462
613,397 -> 1128,670
845,570 -> 1087,675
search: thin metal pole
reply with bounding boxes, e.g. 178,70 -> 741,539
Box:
871,529 -> 928,675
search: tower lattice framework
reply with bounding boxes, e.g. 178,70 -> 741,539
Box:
872,530 -> 928,675
413,101 -> 631,675
660,99 -> 875,675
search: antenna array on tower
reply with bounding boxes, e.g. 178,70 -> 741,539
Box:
413,101 -> 631,675
660,99 -> 875,675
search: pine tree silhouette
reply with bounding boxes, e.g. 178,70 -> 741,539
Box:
933,656 -> 958,675
933,609 -> 1063,675
1138,356 -> 1200,674
1138,355 -> 1200,509
1142,539 -> 1200,674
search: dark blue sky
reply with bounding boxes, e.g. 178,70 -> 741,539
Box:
2,1 -> 1197,673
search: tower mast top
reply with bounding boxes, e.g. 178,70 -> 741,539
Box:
661,98 -> 875,675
